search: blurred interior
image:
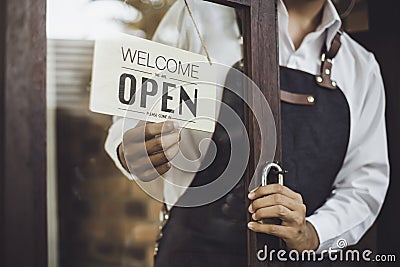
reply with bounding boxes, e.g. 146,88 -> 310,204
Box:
47,1 -> 174,266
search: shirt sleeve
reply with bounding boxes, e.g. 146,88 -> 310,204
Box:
306,58 -> 390,252
104,116 -> 135,179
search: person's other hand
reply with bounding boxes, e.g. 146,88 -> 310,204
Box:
247,184 -> 319,251
118,121 -> 180,182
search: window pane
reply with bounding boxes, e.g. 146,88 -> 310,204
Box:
47,1 -> 175,267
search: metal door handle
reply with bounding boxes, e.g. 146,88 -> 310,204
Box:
261,162 -> 284,186
259,162 -> 285,225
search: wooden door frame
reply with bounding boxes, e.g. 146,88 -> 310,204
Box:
0,0 -> 48,266
205,1 -> 280,266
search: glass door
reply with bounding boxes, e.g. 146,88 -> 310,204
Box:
46,1 -> 174,266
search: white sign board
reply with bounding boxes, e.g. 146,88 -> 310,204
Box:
90,33 -> 217,132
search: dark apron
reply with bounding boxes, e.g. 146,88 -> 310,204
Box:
153,49 -> 350,267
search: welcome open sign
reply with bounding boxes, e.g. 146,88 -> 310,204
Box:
90,33 -> 217,132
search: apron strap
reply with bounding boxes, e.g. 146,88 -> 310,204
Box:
316,30 -> 343,90
326,30 -> 343,59
235,10 -> 343,93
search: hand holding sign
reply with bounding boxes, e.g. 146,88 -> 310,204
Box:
118,121 -> 181,182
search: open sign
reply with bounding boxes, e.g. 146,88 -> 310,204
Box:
90,33 -> 217,132
118,73 -> 198,117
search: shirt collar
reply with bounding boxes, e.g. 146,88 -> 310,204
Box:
278,0 -> 342,50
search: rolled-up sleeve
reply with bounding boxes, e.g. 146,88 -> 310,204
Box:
104,116 -> 137,180
307,58 -> 390,252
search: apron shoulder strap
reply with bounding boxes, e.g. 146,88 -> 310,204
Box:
326,30 -> 343,59
316,30 -> 343,90
236,9 -> 343,91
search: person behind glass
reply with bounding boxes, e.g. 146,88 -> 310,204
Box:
105,0 -> 389,266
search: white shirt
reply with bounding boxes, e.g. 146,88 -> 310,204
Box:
105,0 -> 389,252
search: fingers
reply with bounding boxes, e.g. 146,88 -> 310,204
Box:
249,201 -> 306,225
124,121 -> 178,143
129,143 -> 179,172
124,130 -> 180,156
248,184 -> 303,202
145,131 -> 180,154
247,185 -> 311,251
138,162 -> 172,182
250,205 -> 293,221
247,185 -> 306,225
247,222 -> 293,240
150,143 -> 180,166
120,120 -> 181,182
144,121 -> 177,140
125,141 -> 179,181
249,194 -> 300,213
